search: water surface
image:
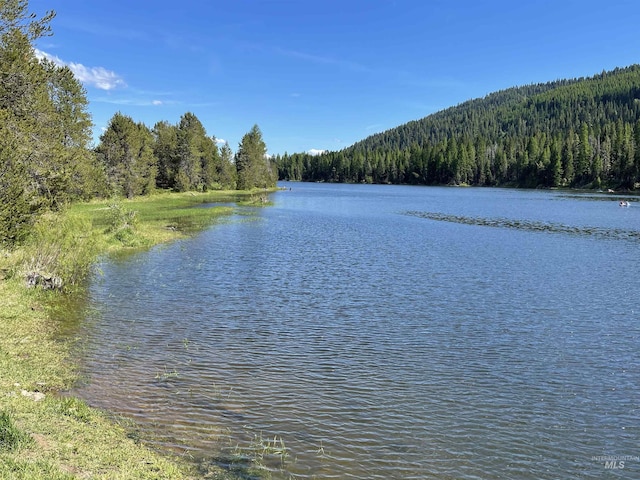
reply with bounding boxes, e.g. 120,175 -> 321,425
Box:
70,183 -> 640,479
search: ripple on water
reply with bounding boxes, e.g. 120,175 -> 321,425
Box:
70,185 -> 640,479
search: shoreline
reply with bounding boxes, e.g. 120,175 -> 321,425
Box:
0,189 -> 273,479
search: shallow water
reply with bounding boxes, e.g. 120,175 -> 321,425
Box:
69,183 -> 640,479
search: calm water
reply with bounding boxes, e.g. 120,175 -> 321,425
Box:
69,183 -> 639,479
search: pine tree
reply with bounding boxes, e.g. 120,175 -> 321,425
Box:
0,1 -> 100,244
236,125 -> 275,189
549,138 -> 563,187
576,122 -> 592,185
96,113 -> 156,198
152,120 -> 179,189
217,141 -> 237,189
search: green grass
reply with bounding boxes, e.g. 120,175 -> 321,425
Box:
0,188 -> 275,479
70,189 -> 260,248
0,411 -> 33,451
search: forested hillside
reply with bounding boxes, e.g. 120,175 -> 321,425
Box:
0,1 -> 276,248
276,66 -> 640,189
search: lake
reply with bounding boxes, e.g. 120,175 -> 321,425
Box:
68,183 -> 640,479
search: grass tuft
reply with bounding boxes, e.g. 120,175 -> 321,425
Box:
16,213 -> 98,292
56,397 -> 93,423
0,411 -> 33,451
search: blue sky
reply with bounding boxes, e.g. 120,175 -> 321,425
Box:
29,0 -> 640,156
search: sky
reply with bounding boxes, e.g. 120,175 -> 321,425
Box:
27,0 -> 640,156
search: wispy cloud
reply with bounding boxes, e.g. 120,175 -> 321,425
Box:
215,138 -> 227,145
57,20 -> 149,42
92,96 -> 172,107
35,49 -> 126,91
273,47 -> 371,73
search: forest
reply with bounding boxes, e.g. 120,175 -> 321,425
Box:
0,1 -> 276,247
276,66 -> 640,190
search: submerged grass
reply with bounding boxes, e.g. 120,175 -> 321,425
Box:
0,188 -> 272,479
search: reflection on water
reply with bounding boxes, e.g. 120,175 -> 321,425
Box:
67,184 -> 640,479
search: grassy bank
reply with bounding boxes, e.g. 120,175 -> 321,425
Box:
0,189 -> 269,479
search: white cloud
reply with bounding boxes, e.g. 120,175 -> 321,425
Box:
308,149 -> 326,156
35,49 -> 126,91
152,100 -> 163,105
215,138 -> 227,145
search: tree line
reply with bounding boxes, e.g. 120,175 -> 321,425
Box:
95,113 -> 276,198
276,66 -> 640,190
0,1 -> 275,247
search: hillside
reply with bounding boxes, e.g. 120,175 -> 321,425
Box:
276,65 -> 640,189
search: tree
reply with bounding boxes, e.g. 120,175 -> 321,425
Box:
153,112 -> 228,192
0,0 -> 101,244
0,111 -> 34,246
40,60 -> 106,202
235,124 -> 276,189
96,113 -> 156,198
152,120 -> 179,189
549,138 -> 563,187
575,122 -> 592,185
217,141 -> 237,189
174,112 -> 206,191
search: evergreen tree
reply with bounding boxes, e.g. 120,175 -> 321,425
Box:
0,111 -> 34,245
549,138 -> 563,187
576,122 -> 592,185
0,0 -> 100,244
218,141 -> 237,189
96,113 -> 156,198
175,112 -> 205,191
152,120 -> 179,189
236,124 -> 276,189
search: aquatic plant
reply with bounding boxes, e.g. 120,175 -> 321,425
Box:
405,210 -> 640,243
155,367 -> 180,381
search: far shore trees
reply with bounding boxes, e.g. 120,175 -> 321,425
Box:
276,65 -> 640,190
